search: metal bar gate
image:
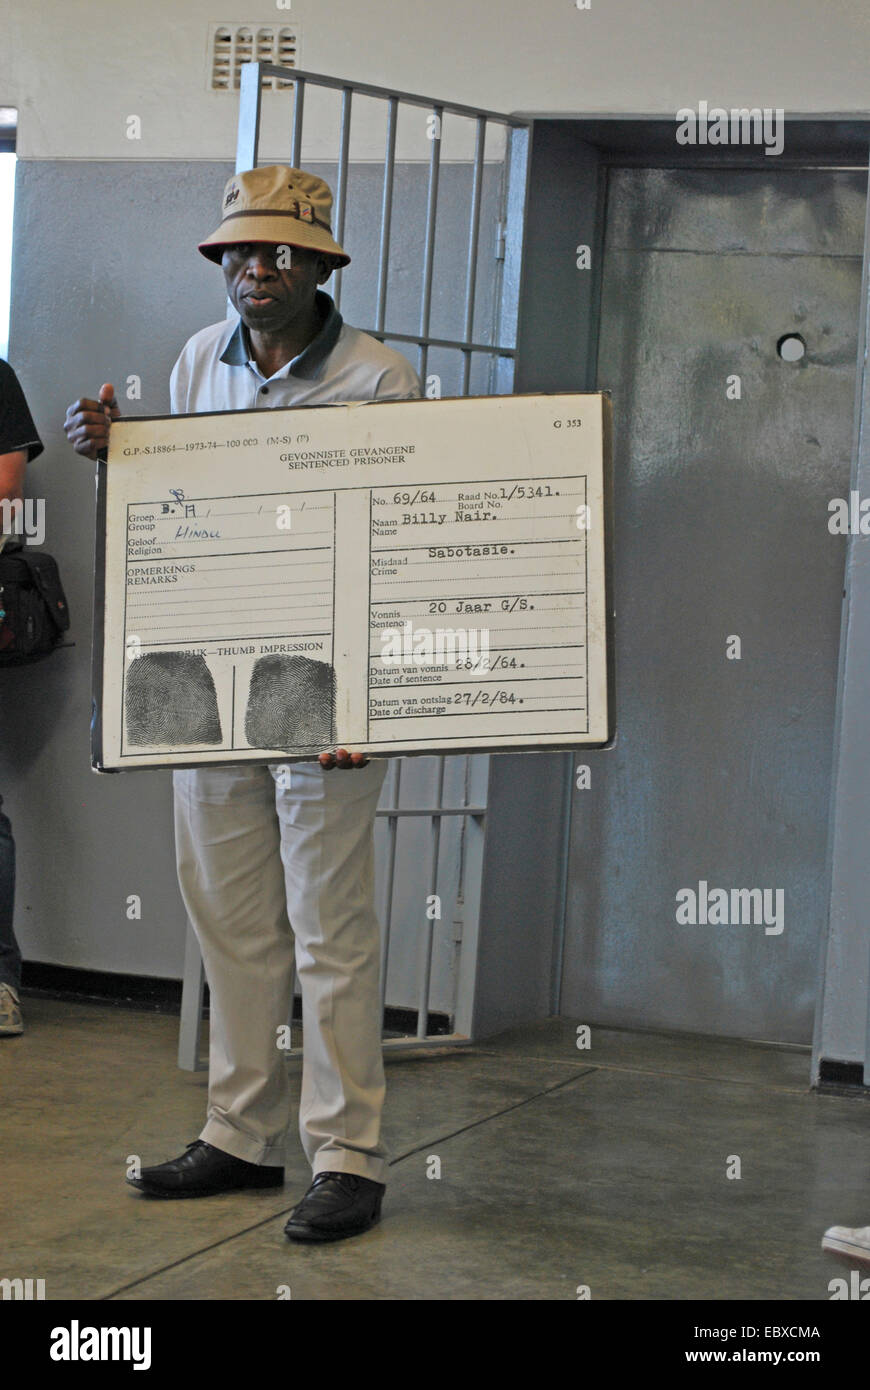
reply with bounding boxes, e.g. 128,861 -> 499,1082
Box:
178,62 -> 530,1069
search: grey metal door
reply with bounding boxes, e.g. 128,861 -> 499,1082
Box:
562,165 -> 866,1042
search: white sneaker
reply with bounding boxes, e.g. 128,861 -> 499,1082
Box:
0,981 -> 23,1035
822,1226 -> 870,1264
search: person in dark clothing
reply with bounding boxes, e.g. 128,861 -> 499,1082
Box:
0,358 -> 44,1036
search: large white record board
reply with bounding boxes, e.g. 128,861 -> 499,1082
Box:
92,392 -> 613,770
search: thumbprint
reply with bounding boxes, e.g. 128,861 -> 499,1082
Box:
245,654 -> 336,749
125,651 -> 223,746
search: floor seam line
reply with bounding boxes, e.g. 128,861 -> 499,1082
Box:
100,1204 -> 312,1300
475,1052 -> 813,1093
100,1070 -> 599,1299
385,1066 -> 599,1168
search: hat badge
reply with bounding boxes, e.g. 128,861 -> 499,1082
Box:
224,186 -> 240,208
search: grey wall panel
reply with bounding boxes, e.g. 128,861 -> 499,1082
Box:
512,122 -> 605,396
562,167 -> 864,1042
2,158 -> 503,983
2,161 -> 232,981
462,123 -> 606,1041
472,750 -> 568,1037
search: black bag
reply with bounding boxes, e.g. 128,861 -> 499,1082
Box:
0,533 -> 71,666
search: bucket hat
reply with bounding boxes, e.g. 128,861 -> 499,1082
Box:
198,165 -> 350,267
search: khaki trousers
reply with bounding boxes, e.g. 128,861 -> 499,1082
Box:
172,759 -> 389,1183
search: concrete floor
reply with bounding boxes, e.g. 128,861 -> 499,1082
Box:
1,996 -> 868,1301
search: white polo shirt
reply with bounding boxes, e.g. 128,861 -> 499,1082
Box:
169,290 -> 421,415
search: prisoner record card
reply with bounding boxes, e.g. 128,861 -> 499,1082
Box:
92,392 -> 612,770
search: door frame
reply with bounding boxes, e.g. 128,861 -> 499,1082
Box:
503,115 -> 870,1087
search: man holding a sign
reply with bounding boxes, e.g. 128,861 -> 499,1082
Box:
64,166 -> 421,1241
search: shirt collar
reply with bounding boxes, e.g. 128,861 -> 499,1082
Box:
219,290 -> 343,377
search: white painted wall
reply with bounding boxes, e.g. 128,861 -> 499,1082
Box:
2,0 -> 870,161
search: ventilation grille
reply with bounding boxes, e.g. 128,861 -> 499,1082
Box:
210,24 -> 298,91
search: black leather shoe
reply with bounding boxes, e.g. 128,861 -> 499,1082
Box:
127,1140 -> 284,1198
284,1171 -> 385,1242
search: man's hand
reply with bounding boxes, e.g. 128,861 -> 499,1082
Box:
319,748 -> 369,770
63,383 -> 121,460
